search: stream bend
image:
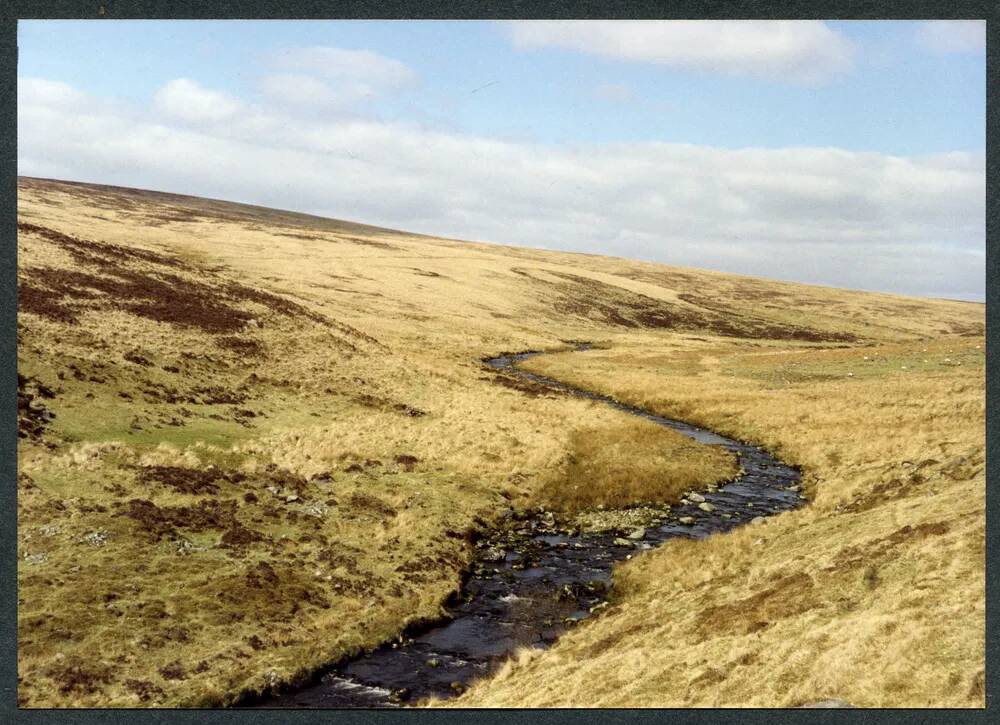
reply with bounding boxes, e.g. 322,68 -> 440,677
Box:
249,348 -> 803,708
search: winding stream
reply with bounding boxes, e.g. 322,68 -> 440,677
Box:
249,347 -> 803,708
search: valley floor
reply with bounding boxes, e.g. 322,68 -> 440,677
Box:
451,338 -> 985,707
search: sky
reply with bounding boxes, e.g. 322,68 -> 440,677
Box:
17,20 -> 986,300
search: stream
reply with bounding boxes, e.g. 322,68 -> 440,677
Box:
249,347 -> 803,708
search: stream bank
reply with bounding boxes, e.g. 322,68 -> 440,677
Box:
245,348 -> 803,708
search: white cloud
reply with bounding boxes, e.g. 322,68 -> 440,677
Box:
18,77 -> 87,109
592,83 -> 636,103
257,46 -> 417,111
915,21 -> 986,54
257,73 -> 373,110
153,78 -> 243,123
270,46 -> 416,88
18,76 -> 985,301
507,20 -> 854,83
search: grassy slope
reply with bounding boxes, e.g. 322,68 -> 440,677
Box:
453,338 -> 984,707
16,177 -> 984,707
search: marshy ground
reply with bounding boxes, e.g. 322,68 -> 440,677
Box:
16,177 -> 984,707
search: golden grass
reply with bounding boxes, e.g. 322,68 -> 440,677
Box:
532,418 -> 739,514
16,177 -> 984,707
449,336 -> 984,707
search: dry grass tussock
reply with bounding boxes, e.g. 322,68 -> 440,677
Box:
533,419 -> 738,513
16,177 -> 983,707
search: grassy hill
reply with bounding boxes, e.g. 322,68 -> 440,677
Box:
16,177 -> 984,707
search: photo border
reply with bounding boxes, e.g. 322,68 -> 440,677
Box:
1,2 -> 994,723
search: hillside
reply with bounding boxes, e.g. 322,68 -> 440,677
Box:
16,177 -> 984,707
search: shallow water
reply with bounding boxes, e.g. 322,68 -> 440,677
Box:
248,348 -> 802,708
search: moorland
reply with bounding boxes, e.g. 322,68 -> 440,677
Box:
16,177 -> 984,707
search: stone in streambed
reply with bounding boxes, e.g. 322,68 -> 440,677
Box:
481,546 -> 506,562
627,527 -> 646,540
390,688 -> 411,703
678,516 -> 694,525
698,502 -> 714,513
687,492 -> 706,503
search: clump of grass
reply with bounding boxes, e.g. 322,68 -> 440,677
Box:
533,418 -> 738,514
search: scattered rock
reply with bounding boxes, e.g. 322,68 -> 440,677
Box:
556,584 -> 577,601
698,502 -> 715,513
82,530 -> 110,547
678,516 -> 694,525
627,527 -> 646,540
613,537 -> 634,547
481,546 -> 506,562
687,492 -> 706,503
800,699 -> 855,708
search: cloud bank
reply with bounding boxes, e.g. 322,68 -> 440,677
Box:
507,20 -> 855,83
17,49 -> 984,301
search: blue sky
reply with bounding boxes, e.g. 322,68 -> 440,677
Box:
17,20 -> 986,299
19,20 -> 984,153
